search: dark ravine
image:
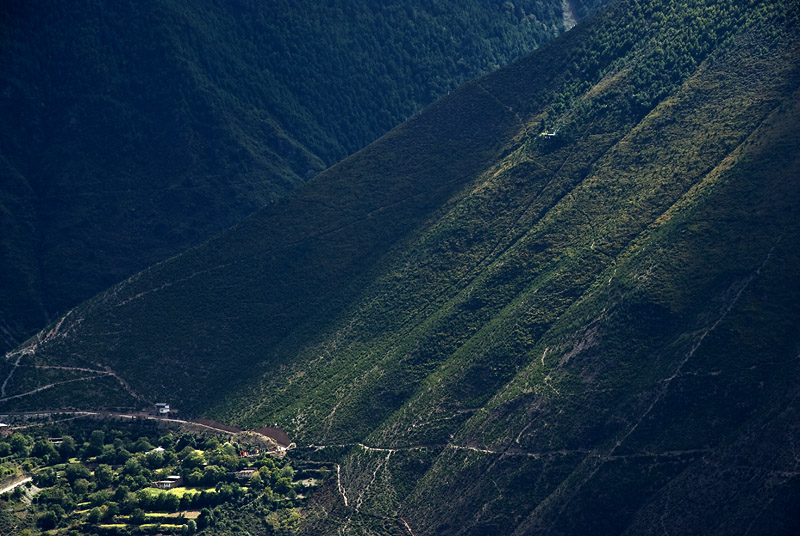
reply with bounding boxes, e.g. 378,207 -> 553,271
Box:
3,0 -> 800,533
0,0 -> 604,354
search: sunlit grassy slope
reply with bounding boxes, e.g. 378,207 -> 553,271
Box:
4,0 -> 799,533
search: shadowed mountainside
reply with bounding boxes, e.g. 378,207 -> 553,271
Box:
3,0 -> 799,533
0,0 -> 604,353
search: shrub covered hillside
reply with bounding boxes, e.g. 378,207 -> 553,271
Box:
4,0 -> 800,533
0,0 -> 602,354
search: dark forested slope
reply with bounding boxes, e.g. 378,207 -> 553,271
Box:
0,0 -> 595,352
3,0 -> 799,533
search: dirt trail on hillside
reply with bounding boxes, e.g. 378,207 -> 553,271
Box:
563,0 -> 578,30
0,476 -> 32,495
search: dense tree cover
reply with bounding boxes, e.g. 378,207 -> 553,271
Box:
0,421 -> 323,534
0,0 -> 600,355
537,0 -> 781,133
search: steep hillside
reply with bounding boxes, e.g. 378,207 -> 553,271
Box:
4,0 -> 799,533
0,0 -> 597,353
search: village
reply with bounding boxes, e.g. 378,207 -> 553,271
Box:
0,406 -> 320,534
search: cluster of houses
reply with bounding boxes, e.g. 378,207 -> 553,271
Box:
150,469 -> 259,490
143,406 -> 292,491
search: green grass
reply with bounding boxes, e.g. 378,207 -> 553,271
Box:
141,486 -> 213,498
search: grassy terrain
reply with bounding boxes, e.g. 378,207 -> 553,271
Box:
3,0 -> 799,533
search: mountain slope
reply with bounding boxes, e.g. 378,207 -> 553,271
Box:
4,0 -> 799,533
0,0 -> 598,353
397,67 -> 800,536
